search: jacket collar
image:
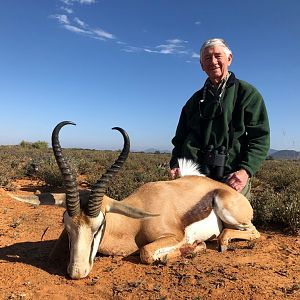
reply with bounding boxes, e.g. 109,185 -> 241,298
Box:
204,72 -> 237,90
226,72 -> 237,87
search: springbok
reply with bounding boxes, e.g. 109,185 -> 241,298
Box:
11,121 -> 260,279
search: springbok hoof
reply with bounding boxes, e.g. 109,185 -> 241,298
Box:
218,244 -> 228,253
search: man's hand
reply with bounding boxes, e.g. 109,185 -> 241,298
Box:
170,168 -> 180,179
226,169 -> 249,192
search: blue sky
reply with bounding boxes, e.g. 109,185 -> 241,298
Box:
0,0 -> 299,151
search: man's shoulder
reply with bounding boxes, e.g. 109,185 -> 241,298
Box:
181,89 -> 203,115
235,78 -> 264,102
237,79 -> 260,94
185,89 -> 203,106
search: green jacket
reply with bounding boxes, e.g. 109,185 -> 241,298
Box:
170,73 -> 270,177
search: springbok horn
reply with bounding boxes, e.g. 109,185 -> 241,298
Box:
52,121 -> 80,217
87,127 -> 130,217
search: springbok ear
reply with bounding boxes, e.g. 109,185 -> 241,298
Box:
104,198 -> 159,219
7,192 -> 66,207
49,229 -> 70,262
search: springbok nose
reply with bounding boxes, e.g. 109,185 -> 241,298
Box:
68,265 -> 89,280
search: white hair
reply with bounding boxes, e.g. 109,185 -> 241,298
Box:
178,158 -> 204,177
200,38 -> 232,62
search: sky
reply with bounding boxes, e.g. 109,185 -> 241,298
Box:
0,0 -> 299,151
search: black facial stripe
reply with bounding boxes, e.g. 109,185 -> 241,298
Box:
88,222 -> 106,263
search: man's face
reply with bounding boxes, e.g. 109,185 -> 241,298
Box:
200,45 -> 232,85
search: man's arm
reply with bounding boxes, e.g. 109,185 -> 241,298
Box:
226,88 -> 270,191
170,106 -> 189,169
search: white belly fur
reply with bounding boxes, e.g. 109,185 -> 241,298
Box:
184,209 -> 223,243
152,210 -> 223,261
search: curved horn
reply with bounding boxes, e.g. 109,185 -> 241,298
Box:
87,127 -> 130,217
52,121 -> 80,217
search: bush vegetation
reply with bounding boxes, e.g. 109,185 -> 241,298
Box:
0,145 -> 299,234
20,140 -> 48,149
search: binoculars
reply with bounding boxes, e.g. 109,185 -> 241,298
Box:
201,145 -> 227,180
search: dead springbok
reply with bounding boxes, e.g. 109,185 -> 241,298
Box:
11,121 -> 260,279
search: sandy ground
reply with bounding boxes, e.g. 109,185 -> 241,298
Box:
0,180 -> 299,300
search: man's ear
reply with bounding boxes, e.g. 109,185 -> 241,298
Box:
200,59 -> 204,70
49,228 -> 69,262
228,53 -> 233,66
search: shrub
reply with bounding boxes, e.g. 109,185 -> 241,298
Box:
19,140 -> 48,149
252,160 -> 300,233
32,141 -> 48,149
20,140 -> 31,148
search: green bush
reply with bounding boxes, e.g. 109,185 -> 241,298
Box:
19,140 -> 31,148
19,140 -> 48,149
251,160 -> 300,234
32,141 -> 48,149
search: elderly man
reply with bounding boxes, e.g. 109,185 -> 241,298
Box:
170,38 -> 270,198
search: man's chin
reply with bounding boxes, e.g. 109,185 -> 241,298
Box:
209,74 -> 222,83
210,70 -> 221,76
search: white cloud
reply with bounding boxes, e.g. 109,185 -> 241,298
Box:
61,6 -> 73,14
64,24 -> 91,35
52,10 -> 115,41
60,0 -> 96,4
93,28 -> 115,40
51,7 -> 199,63
166,39 -> 187,44
144,48 -> 159,54
123,46 -> 143,53
52,14 -> 70,25
195,21 -> 201,25
60,0 -> 73,5
144,47 -> 184,55
154,39 -> 187,55
74,17 -> 86,28
140,39 -> 200,62
79,0 -> 96,3
156,47 -> 174,54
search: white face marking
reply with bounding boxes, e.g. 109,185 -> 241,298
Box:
63,211 -> 105,279
90,224 -> 105,260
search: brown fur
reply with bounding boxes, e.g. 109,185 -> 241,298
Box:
49,175 -> 259,264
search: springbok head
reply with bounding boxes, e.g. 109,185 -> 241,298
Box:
52,121 -> 155,279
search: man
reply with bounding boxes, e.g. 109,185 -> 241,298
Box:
170,38 -> 270,198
